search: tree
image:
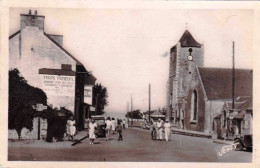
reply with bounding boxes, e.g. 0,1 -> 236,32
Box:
125,110 -> 143,119
92,83 -> 108,115
9,69 -> 47,139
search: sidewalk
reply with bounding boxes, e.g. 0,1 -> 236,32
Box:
8,130 -> 88,148
212,139 -> 234,145
171,127 -> 211,138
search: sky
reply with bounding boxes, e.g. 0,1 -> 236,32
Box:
9,8 -> 253,117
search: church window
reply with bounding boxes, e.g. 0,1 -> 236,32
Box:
190,90 -> 198,122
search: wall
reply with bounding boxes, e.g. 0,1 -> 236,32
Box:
184,68 -> 206,132
241,112 -> 253,135
204,100 -> 226,134
8,117 -> 47,140
169,42 -> 204,122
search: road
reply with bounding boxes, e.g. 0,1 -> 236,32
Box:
8,128 -> 252,162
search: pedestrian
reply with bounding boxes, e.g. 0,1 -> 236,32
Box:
122,119 -> 126,129
89,119 -> 97,145
111,118 -> 116,134
105,117 -> 112,141
66,116 -> 76,141
164,119 -> 171,141
157,119 -> 163,141
116,120 -> 123,141
150,121 -> 156,140
155,120 -> 159,140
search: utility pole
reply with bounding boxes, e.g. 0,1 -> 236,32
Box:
127,102 -> 129,128
149,83 -> 151,123
232,41 -> 235,109
95,93 -> 99,115
131,94 -> 133,128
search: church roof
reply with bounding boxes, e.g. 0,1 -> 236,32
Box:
179,30 -> 202,48
198,67 -> 253,100
227,97 -> 253,111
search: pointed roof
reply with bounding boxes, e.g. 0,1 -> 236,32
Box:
179,30 -> 202,48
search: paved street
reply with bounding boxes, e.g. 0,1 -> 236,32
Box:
8,128 -> 252,162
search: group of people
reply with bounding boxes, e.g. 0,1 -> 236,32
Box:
88,117 -> 124,145
66,116 -> 125,145
104,117 -> 123,141
150,119 -> 171,141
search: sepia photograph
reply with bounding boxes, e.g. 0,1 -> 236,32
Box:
1,1 -> 258,166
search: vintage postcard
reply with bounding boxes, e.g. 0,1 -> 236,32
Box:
0,0 -> 259,168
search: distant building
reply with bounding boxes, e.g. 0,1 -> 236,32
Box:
167,29 -> 253,134
9,10 -> 96,130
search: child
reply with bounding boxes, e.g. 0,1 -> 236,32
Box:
116,120 -> 123,141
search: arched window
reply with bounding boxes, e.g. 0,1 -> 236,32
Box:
190,90 -> 198,121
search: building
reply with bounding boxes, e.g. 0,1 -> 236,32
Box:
9,10 -> 95,130
213,96 -> 252,139
167,29 -> 253,134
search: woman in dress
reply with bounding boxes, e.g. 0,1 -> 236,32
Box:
111,118 -> 116,134
164,119 -> 171,141
66,116 -> 76,141
105,117 -> 112,141
89,119 -> 97,145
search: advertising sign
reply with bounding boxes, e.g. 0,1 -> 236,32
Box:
84,85 -> 93,105
40,74 -> 75,96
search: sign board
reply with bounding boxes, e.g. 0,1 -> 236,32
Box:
90,106 -> 95,111
84,85 -> 93,105
40,74 -> 75,96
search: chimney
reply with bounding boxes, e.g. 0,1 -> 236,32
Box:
20,10 -> 45,30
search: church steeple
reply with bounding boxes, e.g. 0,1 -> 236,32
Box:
179,30 -> 201,48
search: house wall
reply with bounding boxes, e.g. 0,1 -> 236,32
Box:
241,112 -> 253,135
9,15 -> 77,112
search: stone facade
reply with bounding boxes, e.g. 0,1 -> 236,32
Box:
168,30 -> 204,126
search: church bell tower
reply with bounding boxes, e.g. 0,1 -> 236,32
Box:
168,29 -> 204,122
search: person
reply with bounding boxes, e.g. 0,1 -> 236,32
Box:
155,120 -> 159,140
157,119 -> 163,141
105,117 -> 112,141
111,118 -> 116,134
116,120 -> 123,141
164,119 -> 171,141
122,119 -> 126,129
89,119 -> 97,145
66,116 -> 76,141
150,121 -> 156,140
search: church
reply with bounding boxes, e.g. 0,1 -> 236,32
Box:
167,30 -> 253,135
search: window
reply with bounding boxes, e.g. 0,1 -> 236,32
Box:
190,90 -> 198,122
223,111 -> 227,128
